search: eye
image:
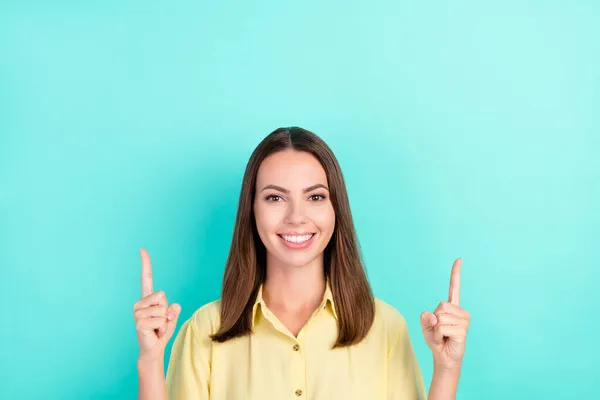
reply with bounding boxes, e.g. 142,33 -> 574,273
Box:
309,193 -> 327,201
265,194 -> 282,202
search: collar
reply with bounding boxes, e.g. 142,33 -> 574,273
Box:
251,279 -> 338,328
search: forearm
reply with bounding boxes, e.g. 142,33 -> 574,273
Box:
427,363 -> 461,400
137,358 -> 167,400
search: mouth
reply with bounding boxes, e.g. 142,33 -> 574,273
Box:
277,233 -> 316,249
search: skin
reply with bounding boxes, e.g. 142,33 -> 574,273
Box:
253,149 -> 336,337
133,148 -> 470,399
253,149 -> 471,398
421,258 -> 471,400
133,249 -> 182,400
420,258 -> 470,371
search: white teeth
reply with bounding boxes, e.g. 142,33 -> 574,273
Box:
281,234 -> 314,243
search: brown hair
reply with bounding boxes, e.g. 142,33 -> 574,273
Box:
210,126 -> 375,348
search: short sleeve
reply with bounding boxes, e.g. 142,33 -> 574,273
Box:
165,312 -> 212,400
387,313 -> 426,400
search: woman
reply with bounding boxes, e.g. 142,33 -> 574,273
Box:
133,127 -> 470,399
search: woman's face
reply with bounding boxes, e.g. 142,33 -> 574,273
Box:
253,149 -> 336,269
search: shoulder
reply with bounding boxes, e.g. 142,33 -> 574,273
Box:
183,299 -> 222,338
373,297 -> 410,338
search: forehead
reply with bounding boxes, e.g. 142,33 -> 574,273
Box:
256,150 -> 328,188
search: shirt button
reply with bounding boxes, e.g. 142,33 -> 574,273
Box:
292,344 -> 300,351
295,389 -> 303,396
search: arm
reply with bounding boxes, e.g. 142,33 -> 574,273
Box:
387,312 -> 427,399
420,258 -> 470,400
165,314 -> 211,399
427,364 -> 461,400
134,249 -> 181,400
138,357 -> 167,400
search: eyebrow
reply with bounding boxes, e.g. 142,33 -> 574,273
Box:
260,183 -> 329,194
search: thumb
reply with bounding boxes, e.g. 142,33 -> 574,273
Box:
420,311 -> 437,331
162,303 -> 182,344
420,311 -> 444,345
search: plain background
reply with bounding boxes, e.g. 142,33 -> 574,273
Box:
1,1 -> 598,398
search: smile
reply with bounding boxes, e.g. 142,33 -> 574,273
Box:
278,233 -> 314,243
277,233 -> 316,249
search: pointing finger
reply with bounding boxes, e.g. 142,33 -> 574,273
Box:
140,248 -> 153,299
133,290 -> 168,312
448,257 -> 462,306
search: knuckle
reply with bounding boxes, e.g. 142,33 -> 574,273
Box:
435,302 -> 444,312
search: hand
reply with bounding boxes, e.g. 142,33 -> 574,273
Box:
420,258 -> 470,372
133,248 -> 182,363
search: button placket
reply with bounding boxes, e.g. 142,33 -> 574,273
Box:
290,339 -> 305,399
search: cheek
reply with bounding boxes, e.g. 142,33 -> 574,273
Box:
254,204 -> 282,234
312,205 -> 335,232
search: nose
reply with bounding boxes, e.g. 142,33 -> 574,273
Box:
284,200 -> 308,225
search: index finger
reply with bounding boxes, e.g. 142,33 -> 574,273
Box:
448,257 -> 462,306
140,248 -> 153,299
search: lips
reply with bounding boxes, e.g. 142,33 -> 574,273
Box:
277,232 -> 316,236
277,233 -> 317,249
277,233 -> 315,241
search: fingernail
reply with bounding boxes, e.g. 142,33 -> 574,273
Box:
167,312 -> 174,320
429,316 -> 436,325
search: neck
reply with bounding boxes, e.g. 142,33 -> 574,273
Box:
262,252 -> 326,313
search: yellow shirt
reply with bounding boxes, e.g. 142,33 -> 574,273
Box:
166,281 -> 426,399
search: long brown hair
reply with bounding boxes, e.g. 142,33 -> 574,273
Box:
210,126 -> 375,348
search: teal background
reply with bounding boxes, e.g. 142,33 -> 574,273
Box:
1,1 -> 598,398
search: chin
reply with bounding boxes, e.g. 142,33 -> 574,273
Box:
279,258 -> 319,269
274,244 -> 322,267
